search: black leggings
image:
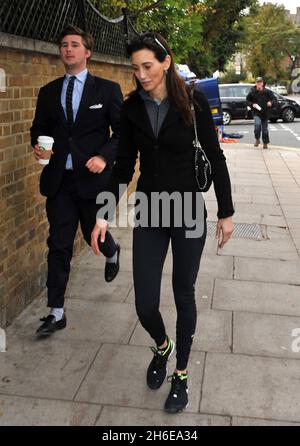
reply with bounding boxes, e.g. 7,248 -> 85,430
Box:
133,220 -> 207,371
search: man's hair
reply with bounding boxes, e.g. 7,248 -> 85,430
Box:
58,25 -> 94,53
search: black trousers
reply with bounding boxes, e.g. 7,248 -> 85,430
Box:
133,220 -> 207,371
45,171 -> 117,308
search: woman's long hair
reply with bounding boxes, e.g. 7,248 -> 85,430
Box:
127,32 -> 193,125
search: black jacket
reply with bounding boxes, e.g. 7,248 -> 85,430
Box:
106,89 -> 234,219
30,72 -> 123,199
246,87 -> 276,119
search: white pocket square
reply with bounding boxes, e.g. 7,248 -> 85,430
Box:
89,103 -> 103,109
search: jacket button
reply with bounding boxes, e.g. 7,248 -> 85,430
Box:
154,144 -> 158,150
68,137 -> 72,142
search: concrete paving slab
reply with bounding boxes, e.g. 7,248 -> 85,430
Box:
199,254 -> 234,280
260,215 -> 288,226
233,311 -> 300,359
0,395 -> 101,426
129,307 -> 232,354
287,219 -> 300,229
201,352 -> 300,422
234,257 -> 300,285
213,279 -> 300,316
75,344 -> 204,413
66,268 -> 133,303
234,203 -> 282,215
0,337 -> 100,400
233,185 -> 276,196
7,299 -> 138,345
232,416 -> 300,426
281,206 -> 300,219
219,237 -> 299,261
97,406 -> 230,426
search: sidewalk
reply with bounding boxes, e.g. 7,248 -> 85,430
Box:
1,143 -> 300,426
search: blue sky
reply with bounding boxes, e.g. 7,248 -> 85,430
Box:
259,0 -> 298,13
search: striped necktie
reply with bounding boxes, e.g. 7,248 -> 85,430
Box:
66,76 -> 76,130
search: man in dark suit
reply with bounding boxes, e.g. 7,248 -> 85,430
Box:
30,25 -> 123,336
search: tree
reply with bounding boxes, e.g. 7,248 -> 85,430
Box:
92,0 -> 166,19
93,0 -> 203,62
91,0 -> 258,76
241,3 -> 300,83
187,0 -> 258,78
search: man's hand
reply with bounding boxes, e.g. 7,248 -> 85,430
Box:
91,218 -> 108,255
86,156 -> 107,174
33,144 -> 53,161
216,217 -> 234,249
267,101 -> 272,108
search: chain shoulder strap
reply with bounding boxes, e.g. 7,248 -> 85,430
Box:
190,88 -> 201,148
190,88 -> 212,174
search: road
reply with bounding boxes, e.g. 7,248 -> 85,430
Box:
223,95 -> 300,149
224,119 -> 300,148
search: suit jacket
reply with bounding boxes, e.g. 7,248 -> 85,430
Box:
30,72 -> 123,199
106,89 -> 235,220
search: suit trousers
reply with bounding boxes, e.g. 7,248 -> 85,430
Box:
46,170 -> 117,308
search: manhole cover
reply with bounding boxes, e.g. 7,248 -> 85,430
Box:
207,222 -> 265,240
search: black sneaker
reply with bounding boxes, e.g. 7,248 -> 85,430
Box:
147,336 -> 175,390
164,372 -> 189,414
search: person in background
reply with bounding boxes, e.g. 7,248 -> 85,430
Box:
246,77 -> 276,149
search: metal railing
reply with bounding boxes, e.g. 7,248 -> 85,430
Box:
0,0 -> 138,57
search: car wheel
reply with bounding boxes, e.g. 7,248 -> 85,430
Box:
222,110 -> 232,125
282,108 -> 295,123
269,118 -> 278,123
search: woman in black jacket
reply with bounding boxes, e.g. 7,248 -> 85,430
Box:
91,33 -> 234,414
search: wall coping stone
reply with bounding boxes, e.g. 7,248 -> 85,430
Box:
0,32 -> 131,66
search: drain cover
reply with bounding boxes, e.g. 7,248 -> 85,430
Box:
207,222 -> 265,240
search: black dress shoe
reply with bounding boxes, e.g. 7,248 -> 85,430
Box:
105,244 -> 120,282
36,314 -> 67,336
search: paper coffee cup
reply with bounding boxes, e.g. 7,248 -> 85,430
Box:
37,136 -> 54,165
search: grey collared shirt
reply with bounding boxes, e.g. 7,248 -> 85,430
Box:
139,89 -> 170,139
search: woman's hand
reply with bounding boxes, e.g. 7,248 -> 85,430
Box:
91,218 -> 108,255
216,217 -> 234,249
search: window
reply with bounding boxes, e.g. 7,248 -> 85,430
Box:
219,86 -> 234,98
232,85 -> 251,97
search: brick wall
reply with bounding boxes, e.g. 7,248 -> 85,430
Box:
0,38 -> 134,327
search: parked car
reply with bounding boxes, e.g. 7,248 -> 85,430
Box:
219,83 -> 300,125
270,85 -> 288,96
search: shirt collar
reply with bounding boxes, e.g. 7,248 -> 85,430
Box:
139,89 -> 169,106
65,69 -> 88,83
